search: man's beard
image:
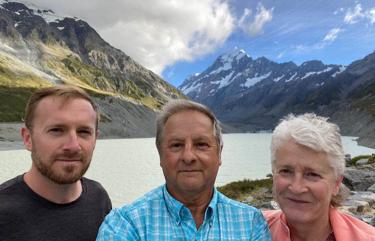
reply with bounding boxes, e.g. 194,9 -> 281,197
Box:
32,150 -> 91,184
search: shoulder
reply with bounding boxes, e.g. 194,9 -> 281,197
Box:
81,177 -> 112,209
122,186 -> 164,213
81,177 -> 110,198
97,186 -> 165,239
0,175 -> 23,195
330,208 -> 375,238
109,185 -> 164,219
262,210 -> 283,225
82,177 -> 106,190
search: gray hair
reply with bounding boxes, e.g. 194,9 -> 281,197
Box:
155,99 -> 223,153
271,113 -> 347,206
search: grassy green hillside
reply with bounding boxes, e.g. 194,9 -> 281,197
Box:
0,40 -> 183,121
0,86 -> 36,122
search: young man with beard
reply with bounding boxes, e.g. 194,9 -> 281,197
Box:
0,85 -> 112,241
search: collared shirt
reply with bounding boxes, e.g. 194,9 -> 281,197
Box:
263,208 -> 375,241
96,185 -> 271,241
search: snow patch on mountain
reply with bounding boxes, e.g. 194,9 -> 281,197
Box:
301,67 -> 333,79
241,72 -> 271,88
273,74 -> 284,82
211,61 -> 232,75
332,65 -> 346,77
285,72 -> 297,82
0,0 -> 67,23
181,82 -> 202,95
212,49 -> 248,75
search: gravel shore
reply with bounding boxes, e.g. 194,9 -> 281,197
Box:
0,123 -> 24,150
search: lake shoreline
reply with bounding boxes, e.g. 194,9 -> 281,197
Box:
1,122 -> 375,151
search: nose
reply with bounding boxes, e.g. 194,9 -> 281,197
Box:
63,131 -> 82,152
181,143 -> 197,164
288,174 -> 308,193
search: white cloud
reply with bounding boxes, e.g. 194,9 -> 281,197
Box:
239,3 -> 273,37
369,8 -> 375,24
292,27 -> 344,53
323,28 -> 342,42
239,8 -> 252,26
24,0 -> 235,75
334,8 -> 344,15
344,3 -> 364,24
344,3 -> 375,25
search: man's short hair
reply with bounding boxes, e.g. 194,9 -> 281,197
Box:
155,99 -> 223,153
24,85 -> 99,130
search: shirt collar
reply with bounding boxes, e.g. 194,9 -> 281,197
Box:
162,185 -> 218,226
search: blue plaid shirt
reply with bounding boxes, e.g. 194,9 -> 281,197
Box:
96,185 -> 271,241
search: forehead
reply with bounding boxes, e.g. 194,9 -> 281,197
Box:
163,110 -> 214,137
34,96 -> 96,124
275,140 -> 331,171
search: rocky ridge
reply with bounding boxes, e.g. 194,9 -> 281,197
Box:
180,49 -> 375,148
0,0 -> 186,138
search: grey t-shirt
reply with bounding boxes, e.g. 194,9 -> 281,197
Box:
0,175 -> 112,241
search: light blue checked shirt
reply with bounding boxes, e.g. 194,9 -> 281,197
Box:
96,185 -> 271,241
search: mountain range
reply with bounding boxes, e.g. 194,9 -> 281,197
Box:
0,1 -> 374,148
180,49 -> 375,148
0,0 -> 184,138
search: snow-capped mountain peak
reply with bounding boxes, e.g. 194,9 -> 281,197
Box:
0,0 -> 74,24
179,49 -> 343,109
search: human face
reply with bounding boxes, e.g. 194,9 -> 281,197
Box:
273,139 -> 341,226
22,96 -> 98,184
159,110 -> 222,201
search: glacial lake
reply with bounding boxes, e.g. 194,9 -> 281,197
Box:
1,133 -> 374,207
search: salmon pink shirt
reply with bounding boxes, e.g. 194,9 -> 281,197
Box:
264,207 -> 375,241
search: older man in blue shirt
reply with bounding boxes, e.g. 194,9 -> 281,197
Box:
96,99 -> 271,241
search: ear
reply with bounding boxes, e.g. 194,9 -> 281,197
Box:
95,129 -> 100,139
21,127 -> 32,151
218,144 -> 223,166
333,175 -> 343,195
158,148 -> 163,167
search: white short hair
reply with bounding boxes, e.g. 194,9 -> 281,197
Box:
271,113 -> 345,177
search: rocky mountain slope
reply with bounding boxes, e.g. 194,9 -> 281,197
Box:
180,49 -> 375,148
0,0 -> 184,137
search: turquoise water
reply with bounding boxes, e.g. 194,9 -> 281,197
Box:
1,133 -> 373,207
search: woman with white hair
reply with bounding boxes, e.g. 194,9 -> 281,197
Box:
264,113 -> 375,241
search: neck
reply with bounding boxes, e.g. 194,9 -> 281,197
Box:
24,165 -> 82,204
169,186 -> 214,229
185,199 -> 210,228
288,215 -> 332,241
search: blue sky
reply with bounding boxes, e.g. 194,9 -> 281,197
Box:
163,0 -> 375,86
28,0 -> 375,87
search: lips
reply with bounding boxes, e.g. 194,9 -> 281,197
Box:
286,197 -> 311,204
55,156 -> 82,163
179,170 -> 200,172
56,159 -> 81,162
